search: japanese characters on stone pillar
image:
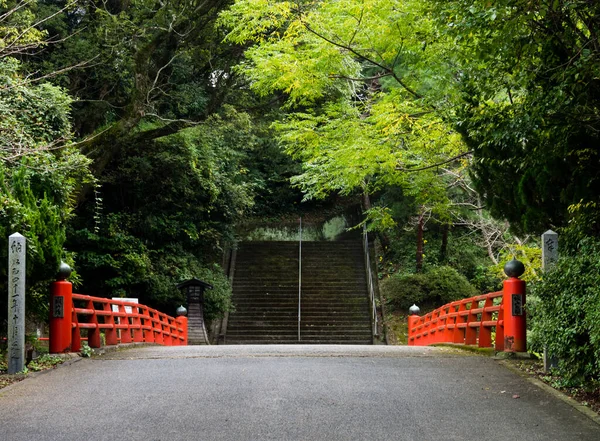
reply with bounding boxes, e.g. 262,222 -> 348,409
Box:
8,233 -> 26,374
542,229 -> 559,372
542,230 -> 558,271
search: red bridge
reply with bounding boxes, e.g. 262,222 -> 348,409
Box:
408,258 -> 527,353
49,268 -> 187,353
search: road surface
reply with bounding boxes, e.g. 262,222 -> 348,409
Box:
1,345 -> 598,441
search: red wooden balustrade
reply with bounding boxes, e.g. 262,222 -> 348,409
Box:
49,275 -> 187,353
70,294 -> 187,352
408,291 -> 505,350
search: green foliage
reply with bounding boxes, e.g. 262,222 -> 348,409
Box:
562,201 -> 600,249
530,238 -> 600,384
0,17 -> 91,329
220,0 -> 468,221
27,354 -> 64,372
378,210 -> 502,292
191,264 -> 233,322
0,0 -> 47,49
381,265 -> 478,311
79,342 -> 93,358
429,0 -> 600,234
66,109 -> 254,318
491,244 -> 542,283
222,0 -> 600,237
69,222 -> 234,320
469,265 -> 502,295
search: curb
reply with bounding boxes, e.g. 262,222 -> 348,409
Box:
1,343 -> 155,393
91,342 -> 158,357
498,359 -> 600,427
0,354 -> 82,394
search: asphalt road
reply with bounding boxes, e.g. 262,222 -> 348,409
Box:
1,345 -> 599,441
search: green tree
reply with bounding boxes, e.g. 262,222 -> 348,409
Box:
428,0 -> 600,234
219,0 -> 467,205
531,238 -> 600,384
0,1 -> 91,329
67,107 -> 258,311
28,1 -> 277,316
219,0 -> 481,274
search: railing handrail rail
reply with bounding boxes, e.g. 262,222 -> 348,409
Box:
408,290 -> 504,349
298,216 -> 302,342
72,293 -> 174,320
362,224 -> 378,338
70,292 -> 187,351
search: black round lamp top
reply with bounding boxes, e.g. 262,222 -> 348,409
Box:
57,261 -> 72,281
504,258 -> 525,278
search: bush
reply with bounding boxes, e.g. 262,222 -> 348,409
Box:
381,265 -> 479,311
530,238 -> 600,384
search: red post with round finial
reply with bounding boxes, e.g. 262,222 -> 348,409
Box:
407,304 -> 421,346
49,262 -> 73,353
502,258 -> 527,352
175,305 -> 188,345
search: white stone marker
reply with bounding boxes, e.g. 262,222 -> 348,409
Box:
541,229 -> 559,372
8,233 -> 26,374
542,230 -> 558,271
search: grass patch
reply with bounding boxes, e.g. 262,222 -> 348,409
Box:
385,311 -> 409,345
1,353 -> 65,390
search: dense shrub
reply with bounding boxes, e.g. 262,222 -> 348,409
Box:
530,238 -> 600,384
381,265 -> 479,311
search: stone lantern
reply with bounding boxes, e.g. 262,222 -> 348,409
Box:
177,278 -> 213,345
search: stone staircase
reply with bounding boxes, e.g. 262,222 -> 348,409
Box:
187,302 -> 209,345
225,240 -> 372,344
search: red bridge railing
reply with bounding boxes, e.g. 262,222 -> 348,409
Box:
70,294 -> 187,352
408,260 -> 527,352
49,267 -> 187,353
408,291 -> 505,350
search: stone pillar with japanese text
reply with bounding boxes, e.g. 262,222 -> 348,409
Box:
542,229 -> 559,372
8,233 -> 26,374
542,230 -> 558,271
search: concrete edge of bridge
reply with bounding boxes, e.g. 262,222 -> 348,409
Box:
88,342 -> 158,357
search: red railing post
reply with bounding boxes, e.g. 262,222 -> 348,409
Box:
479,296 -> 493,348
49,263 -> 73,354
453,301 -> 467,344
162,315 -> 173,346
153,311 -> 164,345
407,305 -> 420,346
131,305 -> 143,342
179,315 -> 188,345
86,298 -> 101,348
502,259 -> 527,352
495,305 -> 505,352
465,302 -> 477,346
119,304 -> 133,344
104,302 -> 118,346
141,307 -> 154,343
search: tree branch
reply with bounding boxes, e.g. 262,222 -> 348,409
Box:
302,22 -> 425,100
396,151 -> 473,172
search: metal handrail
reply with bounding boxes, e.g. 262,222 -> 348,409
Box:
363,224 -> 378,337
298,217 -> 302,341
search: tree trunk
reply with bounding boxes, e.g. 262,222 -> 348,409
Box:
416,212 -> 424,273
362,190 -> 372,211
440,224 -> 449,262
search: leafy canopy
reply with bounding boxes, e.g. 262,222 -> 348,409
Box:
1,0 -> 91,324
219,0 -> 468,223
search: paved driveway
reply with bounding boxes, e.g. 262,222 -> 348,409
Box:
1,345 -> 598,441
